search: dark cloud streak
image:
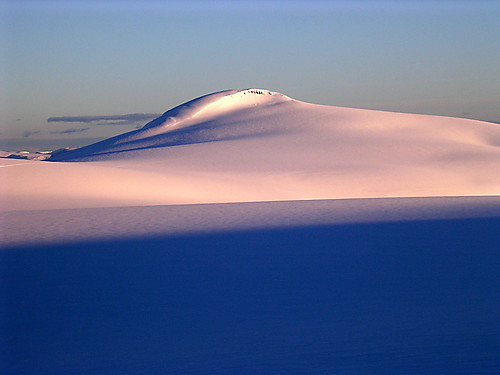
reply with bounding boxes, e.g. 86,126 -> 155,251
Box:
50,127 -> 90,135
47,113 -> 160,125
23,130 -> 41,138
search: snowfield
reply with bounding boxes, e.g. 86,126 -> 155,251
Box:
1,89 -> 500,374
2,89 -> 499,211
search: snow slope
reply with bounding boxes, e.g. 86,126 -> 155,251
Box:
49,89 -> 292,161
2,88 -> 499,211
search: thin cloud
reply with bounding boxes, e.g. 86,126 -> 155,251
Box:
50,127 -> 90,135
23,130 -> 41,138
47,113 -> 160,125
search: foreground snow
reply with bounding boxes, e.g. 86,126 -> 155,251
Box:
2,208 -> 499,374
2,89 -> 500,211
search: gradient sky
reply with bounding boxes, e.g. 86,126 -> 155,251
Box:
1,0 -> 500,148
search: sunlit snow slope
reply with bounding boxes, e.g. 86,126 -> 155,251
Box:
2,88 -> 500,210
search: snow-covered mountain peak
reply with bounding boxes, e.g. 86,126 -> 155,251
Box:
142,88 -> 291,130
48,87 -> 500,180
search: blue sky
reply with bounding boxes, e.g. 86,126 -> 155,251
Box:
1,0 -> 499,147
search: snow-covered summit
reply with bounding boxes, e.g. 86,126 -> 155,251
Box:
142,88 -> 291,130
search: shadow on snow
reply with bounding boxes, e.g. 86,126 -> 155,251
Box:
2,218 -> 500,374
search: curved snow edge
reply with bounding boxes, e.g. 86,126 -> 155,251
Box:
142,88 -> 292,130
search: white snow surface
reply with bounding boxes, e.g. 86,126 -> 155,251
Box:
2,88 -> 500,211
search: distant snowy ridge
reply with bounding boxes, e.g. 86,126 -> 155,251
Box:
48,87 -> 500,165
